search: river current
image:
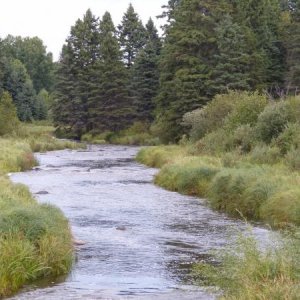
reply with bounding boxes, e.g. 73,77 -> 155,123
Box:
10,145 -> 269,300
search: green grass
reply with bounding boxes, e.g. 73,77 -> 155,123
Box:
0,123 -> 79,297
193,230 -> 300,299
136,145 -> 300,227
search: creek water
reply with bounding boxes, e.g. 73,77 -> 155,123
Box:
10,145 -> 269,300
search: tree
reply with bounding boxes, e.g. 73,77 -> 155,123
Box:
35,89 -> 49,120
89,12 -> 132,132
3,59 -> 36,121
284,0 -> 300,94
154,0 -> 230,142
53,9 -> 101,136
1,35 -> 54,92
130,18 -> 162,122
117,4 -> 146,67
211,14 -> 251,94
233,0 -> 284,93
0,91 -> 20,135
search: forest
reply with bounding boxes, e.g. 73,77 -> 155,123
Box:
0,0 -> 300,299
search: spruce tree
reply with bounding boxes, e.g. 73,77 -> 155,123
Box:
90,12 -> 131,132
211,14 -> 251,94
284,0 -> 300,94
131,18 -> 162,122
117,4 -> 146,68
53,9 -> 101,136
155,0 -> 229,142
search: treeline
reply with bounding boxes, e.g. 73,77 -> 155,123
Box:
0,36 -> 54,122
53,0 -> 300,142
53,5 -> 161,138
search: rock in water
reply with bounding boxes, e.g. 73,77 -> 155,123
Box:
73,239 -> 86,246
35,190 -> 49,195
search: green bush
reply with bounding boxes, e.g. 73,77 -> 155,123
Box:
196,128 -> 234,154
256,101 -> 289,143
285,147 -> 300,171
248,145 -> 281,165
273,123 -> 300,154
232,124 -> 257,153
224,91 -> 268,130
182,91 -> 241,141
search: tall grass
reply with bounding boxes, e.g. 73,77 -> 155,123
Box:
193,230 -> 300,299
0,123 -> 78,297
136,146 -> 300,227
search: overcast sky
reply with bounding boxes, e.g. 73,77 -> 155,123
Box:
0,0 -> 167,60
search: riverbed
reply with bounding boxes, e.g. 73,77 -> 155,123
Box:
10,145 -> 269,300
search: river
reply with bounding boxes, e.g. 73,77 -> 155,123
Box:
10,145 -> 269,300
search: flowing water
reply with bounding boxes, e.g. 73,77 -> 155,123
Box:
10,145 -> 270,300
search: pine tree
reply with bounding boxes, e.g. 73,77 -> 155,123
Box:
89,12 -> 131,132
117,4 -> 146,68
155,0 -> 230,142
131,18 -> 162,122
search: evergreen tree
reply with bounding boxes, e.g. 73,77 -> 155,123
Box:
155,0 -> 230,142
35,89 -> 49,120
3,59 -> 36,121
211,14 -> 251,94
53,9 -> 101,136
284,0 -> 300,94
131,18 -> 162,122
233,0 -> 284,92
90,12 -> 131,132
118,4 -> 146,67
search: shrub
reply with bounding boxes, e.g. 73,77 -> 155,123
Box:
232,125 -> 257,153
273,123 -> 300,154
248,145 -> 281,165
224,91 -> 268,130
182,91 -> 241,141
285,148 -> 300,171
197,128 -> 234,154
256,101 -> 289,143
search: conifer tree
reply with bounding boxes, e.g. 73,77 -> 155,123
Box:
53,9 -> 101,136
118,4 -> 146,68
90,12 -> 131,132
284,0 -> 300,94
211,14 -> 251,94
155,0 -> 230,142
131,18 -> 162,122
3,59 -> 36,121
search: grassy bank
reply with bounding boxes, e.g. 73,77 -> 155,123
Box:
137,145 -> 300,227
0,124 -> 83,297
193,230 -> 300,299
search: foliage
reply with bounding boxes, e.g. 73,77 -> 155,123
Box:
0,91 -> 20,136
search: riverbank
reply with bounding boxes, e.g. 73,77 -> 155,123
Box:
136,145 -> 300,298
0,124 -> 83,297
137,145 -> 300,228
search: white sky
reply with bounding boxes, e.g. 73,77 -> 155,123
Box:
0,0 -> 166,60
